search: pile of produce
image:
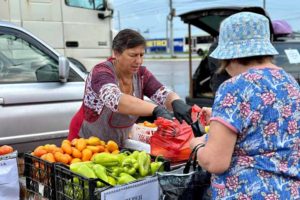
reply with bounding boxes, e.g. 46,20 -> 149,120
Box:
31,136 -> 119,164
69,150 -> 164,187
60,150 -> 165,199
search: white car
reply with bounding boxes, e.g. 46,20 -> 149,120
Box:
0,21 -> 86,153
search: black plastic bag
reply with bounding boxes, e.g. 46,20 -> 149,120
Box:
157,145 -> 211,200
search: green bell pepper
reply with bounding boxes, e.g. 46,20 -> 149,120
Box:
122,157 -> 138,175
92,164 -> 109,183
92,152 -> 120,167
107,176 -> 117,186
150,161 -> 163,175
76,164 -> 97,179
70,161 -> 93,173
137,151 -> 151,177
117,172 -> 136,185
128,150 -> 140,160
150,156 -> 164,175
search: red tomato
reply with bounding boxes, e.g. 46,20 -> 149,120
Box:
0,145 -> 14,155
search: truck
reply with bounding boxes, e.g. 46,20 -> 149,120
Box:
0,0 -> 114,72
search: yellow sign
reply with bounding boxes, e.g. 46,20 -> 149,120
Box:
146,40 -> 167,47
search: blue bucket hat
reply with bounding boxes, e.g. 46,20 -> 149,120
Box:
210,12 -> 278,59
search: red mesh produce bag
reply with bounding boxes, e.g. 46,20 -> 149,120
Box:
150,105 -> 206,162
150,117 -> 194,162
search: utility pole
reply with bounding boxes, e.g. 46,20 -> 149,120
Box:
263,0 -> 266,9
166,16 -> 169,53
117,10 -> 121,30
169,0 -> 175,57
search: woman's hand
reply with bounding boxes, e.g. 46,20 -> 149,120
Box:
171,99 -> 192,124
152,106 -> 173,120
201,107 -> 212,124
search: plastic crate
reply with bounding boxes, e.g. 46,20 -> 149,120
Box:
55,155 -> 170,200
55,164 -> 110,200
24,153 -> 56,199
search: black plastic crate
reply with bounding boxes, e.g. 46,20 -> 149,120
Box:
55,153 -> 170,200
55,164 -> 110,200
24,153 -> 56,199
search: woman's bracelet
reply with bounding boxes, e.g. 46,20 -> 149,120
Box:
192,143 -> 205,154
205,134 -> 209,142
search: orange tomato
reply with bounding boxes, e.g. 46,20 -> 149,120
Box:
43,153 -> 55,163
72,147 -> 82,158
44,144 -> 57,153
86,145 -> 100,153
71,138 -> 78,146
87,136 -> 102,146
54,152 -> 70,164
0,145 -> 14,155
76,138 -> 87,151
81,148 -> 93,161
65,154 -> 72,164
62,139 -> 71,146
106,140 -> 119,153
33,146 -> 47,157
54,152 -> 64,162
100,140 -> 106,146
97,145 -> 105,153
111,150 -> 120,154
61,143 -> 72,155
54,147 -> 64,154
70,158 -> 82,164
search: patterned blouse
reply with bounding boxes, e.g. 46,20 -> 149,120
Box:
82,58 -> 172,122
210,67 -> 300,199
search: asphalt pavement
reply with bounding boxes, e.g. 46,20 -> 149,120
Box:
144,57 -> 201,99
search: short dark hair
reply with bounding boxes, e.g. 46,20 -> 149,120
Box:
112,29 -> 146,53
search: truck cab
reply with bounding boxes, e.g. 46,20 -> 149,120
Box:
0,0 -> 113,71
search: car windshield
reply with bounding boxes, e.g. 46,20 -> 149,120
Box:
0,33 -> 58,82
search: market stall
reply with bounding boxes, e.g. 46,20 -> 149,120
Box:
2,109 -> 210,200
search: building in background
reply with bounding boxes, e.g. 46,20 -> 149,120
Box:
146,35 -> 213,54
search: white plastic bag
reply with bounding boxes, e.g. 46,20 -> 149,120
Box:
0,151 -> 20,200
130,123 -> 157,144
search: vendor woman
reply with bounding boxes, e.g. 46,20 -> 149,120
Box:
68,29 -> 192,147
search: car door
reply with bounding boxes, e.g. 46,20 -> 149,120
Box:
0,25 -> 85,152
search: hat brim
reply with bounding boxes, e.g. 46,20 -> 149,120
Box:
210,39 -> 278,59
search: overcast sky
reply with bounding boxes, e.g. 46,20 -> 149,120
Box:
112,0 -> 300,39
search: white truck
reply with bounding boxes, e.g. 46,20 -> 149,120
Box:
0,0 -> 113,71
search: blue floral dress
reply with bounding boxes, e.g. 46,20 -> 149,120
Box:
210,67 -> 300,200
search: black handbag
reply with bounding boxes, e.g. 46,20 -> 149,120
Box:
157,144 -> 211,200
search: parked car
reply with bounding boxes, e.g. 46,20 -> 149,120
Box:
0,21 -> 86,153
179,6 -> 300,107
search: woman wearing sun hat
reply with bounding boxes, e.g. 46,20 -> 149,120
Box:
190,12 -> 300,199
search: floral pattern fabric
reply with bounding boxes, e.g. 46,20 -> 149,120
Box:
210,67 -> 300,200
84,81 -> 121,114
